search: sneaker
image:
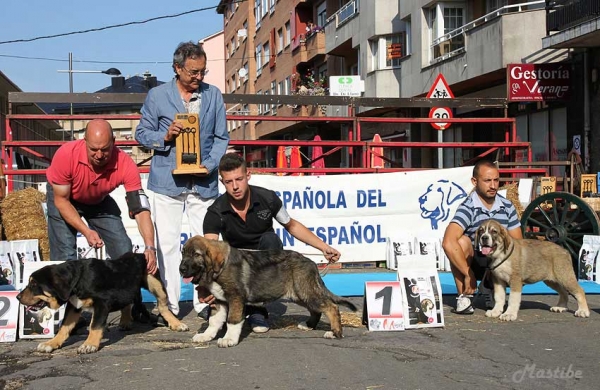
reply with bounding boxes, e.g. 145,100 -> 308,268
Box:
247,313 -> 270,333
153,314 -> 168,328
478,282 -> 495,309
197,306 -> 211,321
452,294 -> 474,314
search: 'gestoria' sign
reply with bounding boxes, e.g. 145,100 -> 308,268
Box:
507,63 -> 571,102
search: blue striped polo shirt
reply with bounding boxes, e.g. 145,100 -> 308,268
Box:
451,192 -> 521,242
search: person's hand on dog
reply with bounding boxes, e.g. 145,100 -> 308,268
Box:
144,249 -> 157,274
84,230 -> 104,249
323,246 -> 341,263
196,285 -> 216,306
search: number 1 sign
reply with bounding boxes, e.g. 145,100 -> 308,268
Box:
363,281 -> 405,331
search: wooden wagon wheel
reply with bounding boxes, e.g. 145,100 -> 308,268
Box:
520,191 -> 600,273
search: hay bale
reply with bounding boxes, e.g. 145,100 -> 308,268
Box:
0,187 -> 49,261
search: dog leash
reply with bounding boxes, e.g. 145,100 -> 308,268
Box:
238,248 -> 333,277
82,246 -> 102,259
488,244 -> 514,271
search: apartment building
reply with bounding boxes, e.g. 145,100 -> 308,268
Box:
219,0 -> 582,171
543,0 -> 600,173
218,0 -> 337,167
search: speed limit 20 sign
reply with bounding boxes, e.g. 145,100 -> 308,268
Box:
429,107 -> 453,130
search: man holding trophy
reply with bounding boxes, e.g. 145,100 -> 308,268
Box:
135,41 -> 229,321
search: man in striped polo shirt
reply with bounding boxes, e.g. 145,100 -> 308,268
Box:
442,160 -> 522,314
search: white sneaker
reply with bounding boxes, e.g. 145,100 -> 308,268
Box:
453,294 -> 474,314
478,283 -> 495,309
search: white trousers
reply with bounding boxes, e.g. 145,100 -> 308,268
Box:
153,192 -> 214,316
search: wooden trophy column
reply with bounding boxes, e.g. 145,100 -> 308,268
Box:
172,113 -> 208,175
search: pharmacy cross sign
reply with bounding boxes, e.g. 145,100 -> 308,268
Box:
427,74 -> 454,130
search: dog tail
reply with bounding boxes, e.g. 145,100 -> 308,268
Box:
333,296 -> 358,312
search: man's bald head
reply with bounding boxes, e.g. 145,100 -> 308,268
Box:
84,119 -> 115,169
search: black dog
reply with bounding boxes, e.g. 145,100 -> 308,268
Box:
17,253 -> 188,354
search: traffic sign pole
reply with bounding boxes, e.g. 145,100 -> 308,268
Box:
426,74 -> 454,169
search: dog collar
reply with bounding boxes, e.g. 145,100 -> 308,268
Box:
488,243 -> 514,271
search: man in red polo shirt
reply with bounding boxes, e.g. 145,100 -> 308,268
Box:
46,119 -> 157,274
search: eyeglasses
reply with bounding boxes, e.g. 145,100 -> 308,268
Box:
181,66 -> 209,78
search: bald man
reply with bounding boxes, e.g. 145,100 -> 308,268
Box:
46,119 -> 157,274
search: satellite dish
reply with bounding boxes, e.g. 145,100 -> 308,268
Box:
238,68 -> 248,78
237,29 -> 247,38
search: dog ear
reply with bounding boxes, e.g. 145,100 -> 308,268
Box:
500,225 -> 511,253
474,224 -> 482,247
204,240 -> 227,277
38,267 -> 73,303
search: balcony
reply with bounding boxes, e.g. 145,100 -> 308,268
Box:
547,0 -> 600,32
324,0 -> 360,54
403,2 -> 547,97
429,1 -> 545,64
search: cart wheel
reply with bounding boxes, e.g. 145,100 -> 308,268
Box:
520,191 -> 600,273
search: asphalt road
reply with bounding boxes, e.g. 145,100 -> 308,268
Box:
1,293 -> 600,390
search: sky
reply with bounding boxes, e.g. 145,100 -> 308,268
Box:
0,0 -> 224,93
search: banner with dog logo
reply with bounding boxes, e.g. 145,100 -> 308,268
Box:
41,166 -> 473,266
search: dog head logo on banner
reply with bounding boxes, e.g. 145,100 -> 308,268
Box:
418,180 -> 467,229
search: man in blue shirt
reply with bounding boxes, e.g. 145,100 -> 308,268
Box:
442,160 -> 522,314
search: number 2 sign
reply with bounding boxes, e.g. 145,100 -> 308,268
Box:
0,291 -> 19,343
363,281 -> 405,331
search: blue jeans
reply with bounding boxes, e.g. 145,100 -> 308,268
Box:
257,232 -> 284,250
46,183 -> 132,260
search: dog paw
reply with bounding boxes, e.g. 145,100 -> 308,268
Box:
297,322 -> 311,331
192,333 -> 214,343
550,306 -> 568,313
574,309 -> 590,318
77,343 -> 99,354
170,323 -> 189,332
37,342 -> 57,353
217,337 -> 239,348
485,309 -> 502,318
323,331 -> 337,339
499,312 -> 518,321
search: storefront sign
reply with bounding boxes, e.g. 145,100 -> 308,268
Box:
507,63 -> 571,102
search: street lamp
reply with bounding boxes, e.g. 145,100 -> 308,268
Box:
57,52 -> 122,140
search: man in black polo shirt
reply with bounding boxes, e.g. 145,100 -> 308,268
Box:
201,153 -> 341,333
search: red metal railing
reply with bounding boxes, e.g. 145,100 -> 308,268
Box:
3,113 -> 533,192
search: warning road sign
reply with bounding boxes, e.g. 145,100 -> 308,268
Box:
427,74 -> 454,129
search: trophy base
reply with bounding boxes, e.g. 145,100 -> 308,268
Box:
172,165 -> 209,175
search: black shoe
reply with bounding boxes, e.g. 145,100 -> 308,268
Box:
131,302 -> 155,324
154,314 -> 168,328
197,306 -> 211,321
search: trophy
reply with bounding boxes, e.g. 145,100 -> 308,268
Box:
172,113 -> 208,175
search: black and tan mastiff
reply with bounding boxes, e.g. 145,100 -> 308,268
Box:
180,236 -> 357,348
476,219 -> 590,321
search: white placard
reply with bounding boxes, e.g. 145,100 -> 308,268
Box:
363,281 -> 405,331
398,265 -> 445,329
0,290 -> 19,342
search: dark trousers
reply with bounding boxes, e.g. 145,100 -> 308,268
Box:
257,232 -> 284,250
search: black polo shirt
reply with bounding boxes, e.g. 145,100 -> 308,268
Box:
203,185 -> 283,249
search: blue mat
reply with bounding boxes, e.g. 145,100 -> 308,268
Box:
141,273 -> 600,302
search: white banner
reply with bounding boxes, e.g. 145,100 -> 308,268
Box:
42,166 -> 473,266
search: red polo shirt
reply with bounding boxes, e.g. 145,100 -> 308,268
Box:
46,139 -> 142,205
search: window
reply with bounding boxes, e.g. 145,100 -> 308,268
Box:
257,90 -> 263,115
242,21 -> 248,41
243,63 -> 249,83
230,37 -> 235,56
262,0 -> 268,19
317,2 -> 327,28
255,45 -> 263,76
277,28 -> 284,54
487,0 -> 508,13
269,0 -> 276,14
255,0 -> 262,28
427,2 -> 465,61
264,89 -> 270,114
278,80 -> 285,104
271,81 -> 277,114
318,64 -> 327,84
384,34 -> 405,68
263,42 -> 270,68
285,22 -> 291,47
285,76 -> 291,94
226,44 -> 230,60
